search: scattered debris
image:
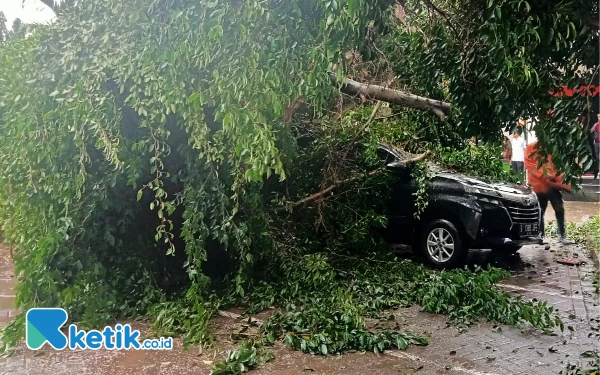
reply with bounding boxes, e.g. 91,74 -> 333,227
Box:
217,310 -> 263,325
557,258 -> 581,266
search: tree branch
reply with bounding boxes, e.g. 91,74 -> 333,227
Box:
422,0 -> 460,40
273,150 -> 431,213
328,72 -> 451,120
273,169 -> 381,213
39,0 -> 73,14
39,0 -> 59,12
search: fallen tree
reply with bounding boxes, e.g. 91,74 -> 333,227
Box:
0,0 -> 594,360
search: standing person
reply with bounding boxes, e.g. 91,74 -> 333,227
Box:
524,142 -> 575,245
510,126 -> 526,174
590,113 -> 600,179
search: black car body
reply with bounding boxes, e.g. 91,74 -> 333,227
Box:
378,145 -> 543,268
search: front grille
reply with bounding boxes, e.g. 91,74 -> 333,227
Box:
504,203 -> 539,224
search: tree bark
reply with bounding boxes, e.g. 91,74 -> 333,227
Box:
328,71 -> 451,120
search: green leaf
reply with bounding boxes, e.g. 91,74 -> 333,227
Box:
348,0 -> 358,16
326,14 -> 334,27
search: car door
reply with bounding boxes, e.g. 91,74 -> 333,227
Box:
375,147 -> 418,244
388,170 -> 418,229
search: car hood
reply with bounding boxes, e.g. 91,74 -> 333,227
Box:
436,172 -> 537,205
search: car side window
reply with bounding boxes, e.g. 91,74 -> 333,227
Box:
376,148 -> 395,165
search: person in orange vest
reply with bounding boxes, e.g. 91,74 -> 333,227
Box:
524,142 -> 575,245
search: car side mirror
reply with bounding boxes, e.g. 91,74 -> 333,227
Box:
386,161 -> 404,171
386,162 -> 412,181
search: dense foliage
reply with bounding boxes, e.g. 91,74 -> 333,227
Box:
0,0 -> 595,357
0,0 -> 397,349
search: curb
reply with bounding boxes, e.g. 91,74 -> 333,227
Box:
586,234 -> 599,270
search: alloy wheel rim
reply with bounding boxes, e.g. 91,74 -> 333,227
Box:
426,227 -> 455,263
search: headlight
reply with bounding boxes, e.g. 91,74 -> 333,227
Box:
464,185 -> 501,204
477,196 -> 501,205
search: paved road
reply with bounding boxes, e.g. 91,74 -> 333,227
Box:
545,201 -> 599,224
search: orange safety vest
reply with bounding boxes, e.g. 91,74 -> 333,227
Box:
524,143 -> 571,194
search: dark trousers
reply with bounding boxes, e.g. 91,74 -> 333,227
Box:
537,189 -> 565,238
511,161 -> 524,173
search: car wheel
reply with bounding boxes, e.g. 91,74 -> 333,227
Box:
420,219 -> 468,269
490,245 -> 522,254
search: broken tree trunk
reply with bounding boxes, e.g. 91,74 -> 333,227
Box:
328,71 -> 451,120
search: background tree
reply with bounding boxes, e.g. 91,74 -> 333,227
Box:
378,0 -> 598,177
0,11 -> 8,42
11,18 -> 25,39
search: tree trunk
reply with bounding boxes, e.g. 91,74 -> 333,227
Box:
328,71 -> 451,120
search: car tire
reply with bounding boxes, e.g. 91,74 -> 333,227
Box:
490,245 -> 522,254
419,219 -> 468,269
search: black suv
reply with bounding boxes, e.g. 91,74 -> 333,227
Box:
377,144 -> 543,268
